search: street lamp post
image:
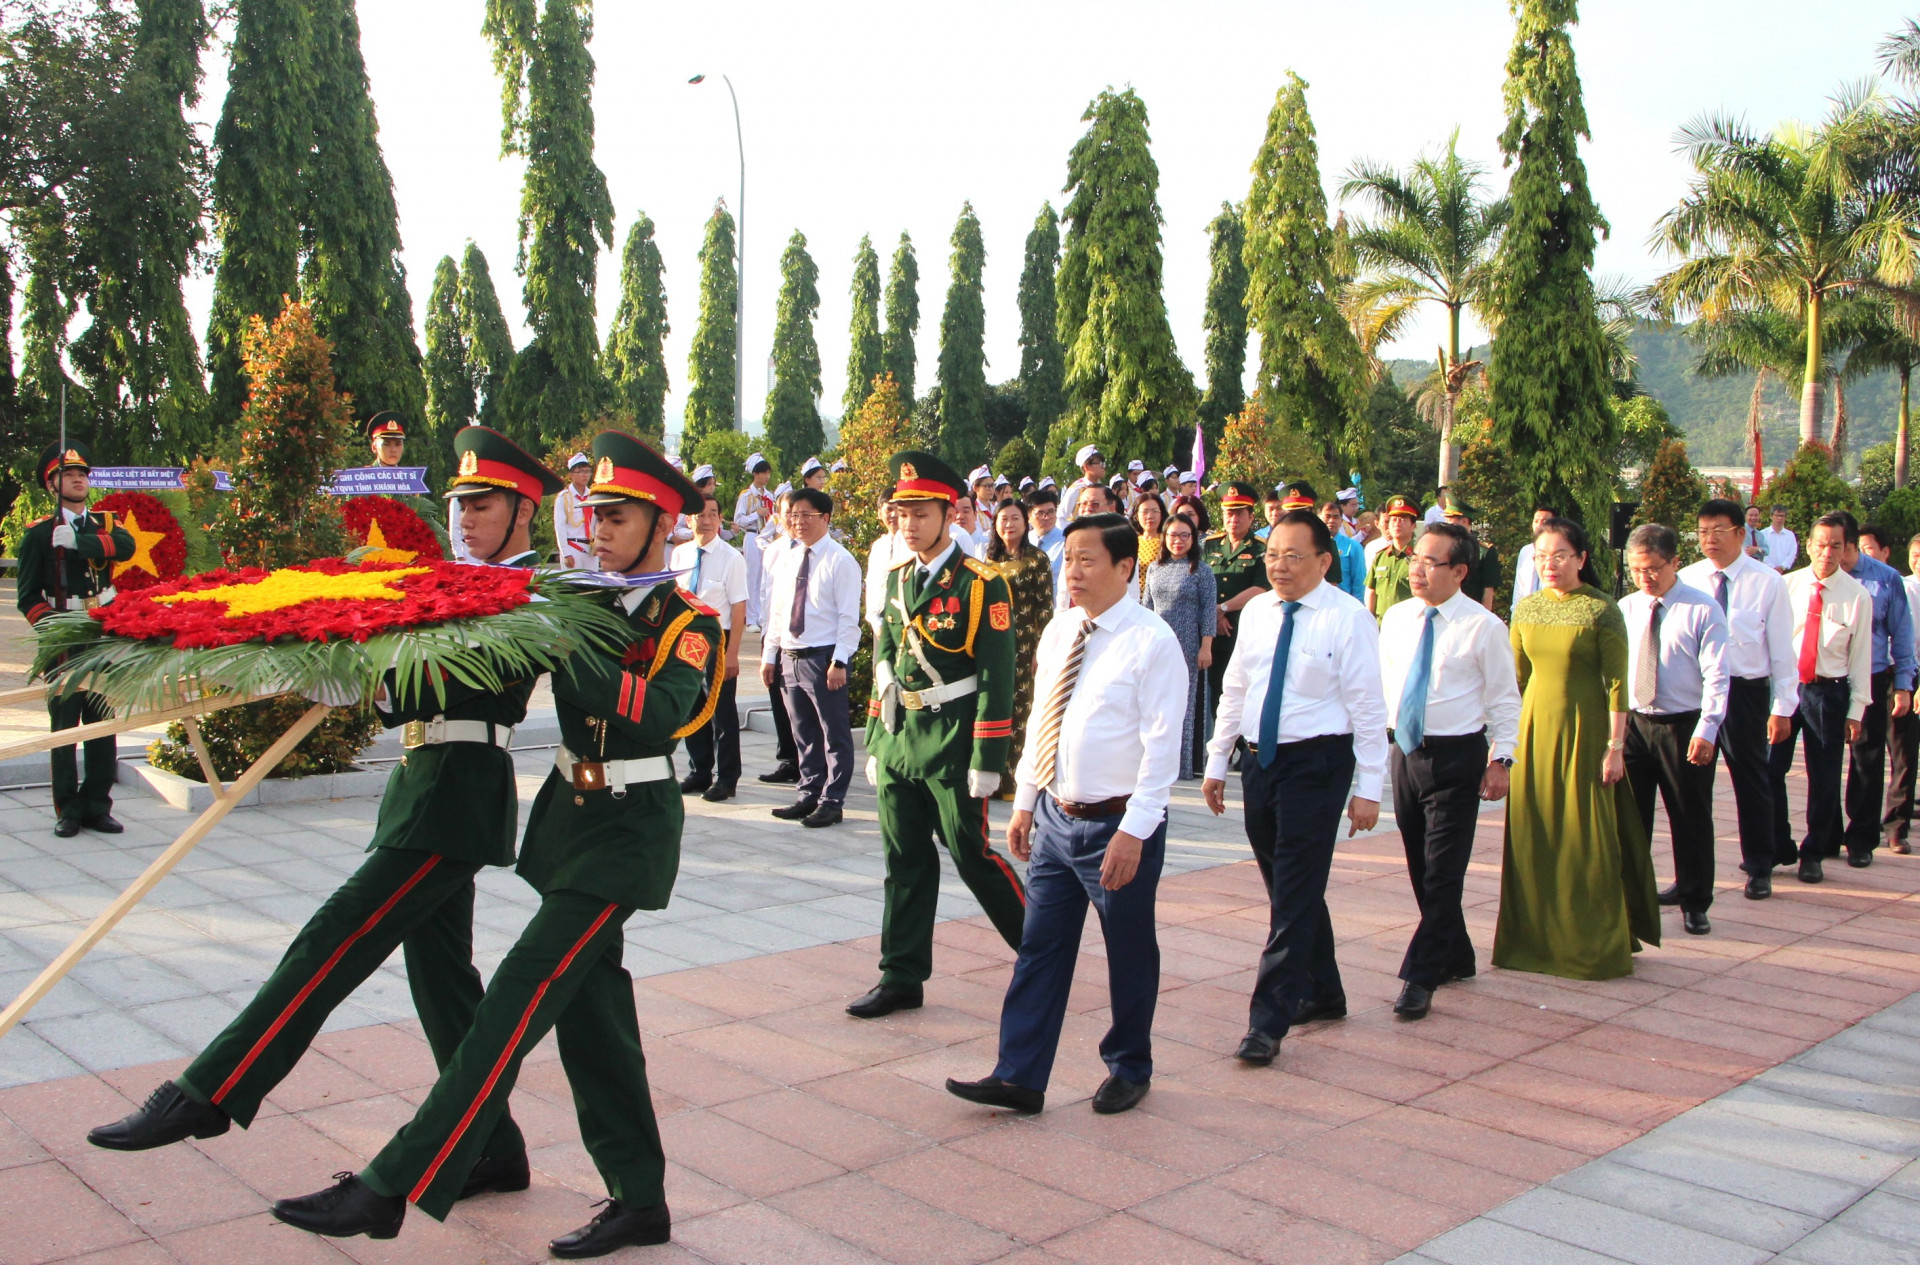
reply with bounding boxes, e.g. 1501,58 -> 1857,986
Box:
689,73 -> 745,434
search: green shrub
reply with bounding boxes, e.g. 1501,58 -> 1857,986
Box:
148,697 -> 383,782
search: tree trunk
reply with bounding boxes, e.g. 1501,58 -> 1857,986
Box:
1828,375 -> 1847,467
1897,368 -> 1911,490
1800,287 -> 1824,444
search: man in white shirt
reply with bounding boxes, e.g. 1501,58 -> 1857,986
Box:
759,488 -> 863,826
864,498 -> 907,634
1508,504 -> 1557,617
1773,513 -> 1874,883
947,512 -> 1189,1117
951,497 -> 984,558
1203,509 -> 1387,1065
1679,499 -> 1800,899
734,454 -> 775,628
1027,488 -> 1065,602
1743,504 -> 1767,561
1621,524 -> 1731,936
1422,487 -> 1448,527
553,453 -> 596,569
1378,522 -> 1520,1021
672,492 -> 749,801
1761,506 -> 1798,573
1892,533 -> 1920,855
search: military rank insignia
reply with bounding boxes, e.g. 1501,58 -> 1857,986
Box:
989,601 -> 1011,631
676,631 -> 711,672
645,595 -> 663,622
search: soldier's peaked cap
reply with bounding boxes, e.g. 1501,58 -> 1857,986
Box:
888,450 -> 964,504
579,431 -> 702,517
1219,482 -> 1260,509
446,426 -> 565,500
37,440 -> 91,486
367,411 -> 408,440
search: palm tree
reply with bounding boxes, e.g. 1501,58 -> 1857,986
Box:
1339,129 -> 1510,483
1842,300 -> 1920,486
1689,307 -> 1823,486
1650,86 -> 1916,444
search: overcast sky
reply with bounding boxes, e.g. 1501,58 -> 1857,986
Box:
183,0 -> 1913,437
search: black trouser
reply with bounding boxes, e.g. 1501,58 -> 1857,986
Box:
1206,631 -> 1236,724
49,689 -> 115,821
766,658 -> 797,765
1390,732 -> 1485,989
782,646 -> 852,806
1770,678 -> 1851,863
1239,733 -> 1353,1040
1626,710 -> 1719,912
1720,676 -> 1781,875
1844,668 -> 1895,857
684,674 -> 741,787
1887,701 -> 1920,846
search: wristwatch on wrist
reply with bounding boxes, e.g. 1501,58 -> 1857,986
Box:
1492,757 -> 1514,768
831,660 -> 847,671
1605,739 -> 1626,752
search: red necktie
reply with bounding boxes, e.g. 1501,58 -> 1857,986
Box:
1798,580 -> 1824,684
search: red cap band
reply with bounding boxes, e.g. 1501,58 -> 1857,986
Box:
593,464 -> 682,512
453,456 -> 549,501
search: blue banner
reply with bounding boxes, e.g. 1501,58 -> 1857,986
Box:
87,466 -> 423,495
325,466 -> 429,496
87,466 -> 191,491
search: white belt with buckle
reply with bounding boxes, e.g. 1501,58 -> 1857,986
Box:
901,675 -> 979,711
556,745 -> 671,794
401,718 -> 515,749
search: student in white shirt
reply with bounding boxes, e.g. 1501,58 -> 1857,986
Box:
671,492 -> 749,800
734,454 -> 776,628
553,454 -> 596,569
864,498 -> 908,634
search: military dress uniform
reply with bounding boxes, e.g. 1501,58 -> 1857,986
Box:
1203,483 -> 1272,720
1368,494 -> 1421,622
17,442 -> 135,830
864,452 -> 1028,999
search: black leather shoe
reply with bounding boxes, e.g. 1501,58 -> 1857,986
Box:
846,983 -> 923,1018
83,813 -> 124,834
770,799 -> 818,821
702,783 -> 736,802
1235,1030 -> 1279,1065
87,1080 -> 230,1151
1393,982 -> 1433,1020
1293,996 -> 1347,1024
1799,856 -> 1824,884
758,762 -> 800,784
1683,909 -> 1711,935
1745,870 -> 1773,900
679,774 -> 712,795
1091,1075 -> 1149,1114
802,803 -> 843,828
271,1172 -> 404,1240
945,1076 -> 1043,1114
53,813 -> 80,838
550,1200 -> 672,1258
457,1151 -> 530,1201
1656,883 -> 1681,906
1848,849 -> 1874,868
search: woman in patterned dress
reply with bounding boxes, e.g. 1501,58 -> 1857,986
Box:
1130,493 -> 1167,598
1142,514 -> 1218,778
986,498 -> 1055,799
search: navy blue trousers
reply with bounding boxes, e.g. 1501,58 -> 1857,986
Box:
992,796 -> 1164,1092
1242,734 -> 1353,1039
1769,678 -> 1851,864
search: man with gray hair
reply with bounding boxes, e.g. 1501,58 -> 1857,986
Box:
1620,523 -> 1731,936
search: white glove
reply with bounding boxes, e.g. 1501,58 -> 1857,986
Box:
865,755 -> 879,788
50,524 -> 76,550
967,768 -> 998,800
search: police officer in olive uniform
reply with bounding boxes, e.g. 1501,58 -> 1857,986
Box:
16,441 -> 136,836
1441,493 -> 1500,610
88,427 -> 565,1207
1368,494 -> 1421,622
270,432 -> 720,1260
1203,482 -> 1272,723
849,452 -> 1027,1020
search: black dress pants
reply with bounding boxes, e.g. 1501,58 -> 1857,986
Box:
766,658 -> 797,765
1886,702 -> 1920,846
1719,676 -> 1780,875
1844,668 -> 1894,857
1390,732 -> 1485,989
1770,678 -> 1852,863
684,674 -> 741,786
1625,710 -> 1719,912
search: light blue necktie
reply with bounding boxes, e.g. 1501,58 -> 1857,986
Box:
1256,601 -> 1302,768
1397,606 -> 1437,756
691,546 -> 704,594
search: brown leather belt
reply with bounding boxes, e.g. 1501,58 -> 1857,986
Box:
1052,794 -> 1130,820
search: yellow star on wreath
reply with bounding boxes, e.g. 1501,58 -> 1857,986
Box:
152,566 -> 431,617
110,508 -> 169,581
356,517 -> 419,565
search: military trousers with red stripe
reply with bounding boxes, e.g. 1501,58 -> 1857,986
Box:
875,765 -> 1027,988
176,849 -> 525,1170
360,890 -> 655,1220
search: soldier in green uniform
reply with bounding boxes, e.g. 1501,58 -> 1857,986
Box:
848,451 -> 1027,1020
16,441 -> 136,836
88,426 -> 566,1207
1441,493 -> 1500,610
269,432 -> 720,1260
1203,482 -> 1272,725
1367,494 -> 1420,622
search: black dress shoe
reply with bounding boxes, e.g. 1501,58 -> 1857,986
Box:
770,799 -> 818,821
1393,982 -> 1433,1020
1091,1074 -> 1149,1114
87,1080 -> 230,1151
679,774 -> 712,795
1235,1030 -> 1279,1065
758,762 -> 800,784
945,1076 -> 1044,1114
53,814 -> 80,838
1745,871 -> 1773,900
457,1151 -> 530,1201
1683,909 -> 1711,935
83,813 -> 124,834
846,983 -> 923,1018
802,803 -> 843,828
702,783 -> 736,802
1848,849 -> 1874,868
271,1172 -> 405,1240
1293,996 -> 1347,1024
1799,856 -> 1824,884
550,1200 -> 672,1258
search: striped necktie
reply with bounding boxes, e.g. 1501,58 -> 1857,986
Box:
1031,617 -> 1096,789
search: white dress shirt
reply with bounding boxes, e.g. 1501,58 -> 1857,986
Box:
949,522 -> 981,559
1378,590 -> 1522,762
671,535 -> 748,617
1510,542 -> 1541,615
865,532 -> 910,629
759,534 -> 863,664
1677,553 -> 1799,716
1762,526 -> 1799,572
1784,566 -> 1875,720
1205,579 -> 1389,801
1012,593 -> 1190,840
1619,581 -> 1731,744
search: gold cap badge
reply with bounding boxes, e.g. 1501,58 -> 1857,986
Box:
457,450 -> 478,477
899,462 -> 918,480
595,456 -> 615,484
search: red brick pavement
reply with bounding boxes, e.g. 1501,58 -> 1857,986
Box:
6,776 -> 1920,1264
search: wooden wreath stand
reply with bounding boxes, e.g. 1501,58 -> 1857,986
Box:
0,685 -> 332,1039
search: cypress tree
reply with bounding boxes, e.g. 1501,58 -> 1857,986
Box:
936,203 -> 989,468
843,234 -> 883,420
1488,0 -> 1617,518
1017,203 -> 1064,449
882,231 -> 919,409
457,242 -> 515,428
682,202 -> 738,452
765,230 -> 823,468
603,211 -> 669,442
1243,74 -> 1370,474
421,255 -> 471,486
1199,201 -> 1248,456
1056,87 -> 1196,469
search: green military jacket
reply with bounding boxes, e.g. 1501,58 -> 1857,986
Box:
368,670 -> 537,868
1203,530 -> 1269,638
864,546 -> 1017,781
15,510 -> 136,627
518,582 -> 722,910
1473,544 -> 1503,606
1369,545 -> 1414,621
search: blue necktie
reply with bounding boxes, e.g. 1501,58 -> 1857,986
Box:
691,546 -> 705,594
1712,569 -> 1729,613
1257,601 -> 1302,768
1397,606 -> 1437,756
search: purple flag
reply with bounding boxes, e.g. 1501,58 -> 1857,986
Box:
1190,424 -> 1206,486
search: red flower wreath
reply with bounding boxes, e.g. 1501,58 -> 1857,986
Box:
93,558 -> 533,648
339,496 -> 443,562
91,492 -> 188,593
